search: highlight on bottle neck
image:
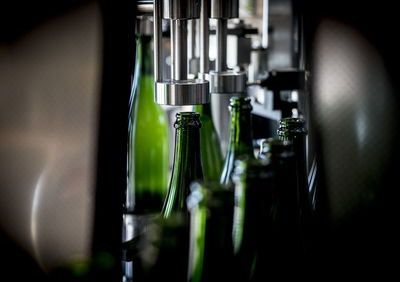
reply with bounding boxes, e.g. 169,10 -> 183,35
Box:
260,138 -> 292,154
174,112 -> 202,129
229,96 -> 253,112
277,117 -> 307,136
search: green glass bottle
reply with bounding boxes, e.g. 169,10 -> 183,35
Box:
161,112 -> 204,219
220,97 -> 255,186
251,138 -> 308,281
124,34 -> 170,282
231,156 -> 275,282
192,104 -> 224,182
126,35 -> 170,216
187,181 -> 234,282
135,212 -> 189,282
277,118 -> 311,218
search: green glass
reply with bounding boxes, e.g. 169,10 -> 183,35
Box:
277,118 -> 311,218
162,112 -> 204,219
124,35 -> 170,282
220,97 -> 255,186
126,35 -> 170,215
137,213 -> 189,282
192,104 -> 223,182
231,156 -> 275,282
187,181 -> 234,282
252,138 -> 308,281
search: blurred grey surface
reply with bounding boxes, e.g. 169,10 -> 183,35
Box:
0,2 -> 101,272
312,18 -> 398,225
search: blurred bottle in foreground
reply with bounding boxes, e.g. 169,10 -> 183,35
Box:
231,156 -> 274,282
253,138 -> 309,281
187,181 -> 234,282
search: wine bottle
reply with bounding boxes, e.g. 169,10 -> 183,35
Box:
192,103 -> 223,182
220,97 -> 255,186
252,138 -> 308,281
136,212 -> 189,282
187,181 -> 234,282
124,33 -> 170,282
277,117 -> 311,218
126,34 -> 170,217
231,156 -> 274,282
162,112 -> 204,219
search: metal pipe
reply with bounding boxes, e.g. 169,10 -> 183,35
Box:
153,0 -> 162,82
171,19 -> 188,80
199,0 -> 209,74
188,19 -> 196,60
262,0 -> 269,49
170,19 -> 176,79
215,18 -> 227,72
137,0 -> 153,15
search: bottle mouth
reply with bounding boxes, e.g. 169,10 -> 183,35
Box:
229,96 -> 253,110
174,112 -> 202,129
278,117 -> 307,134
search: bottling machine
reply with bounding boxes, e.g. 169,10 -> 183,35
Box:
0,0 -> 399,280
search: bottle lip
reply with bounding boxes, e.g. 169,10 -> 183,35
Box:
174,112 -> 202,129
277,117 -> 307,134
229,96 -> 253,110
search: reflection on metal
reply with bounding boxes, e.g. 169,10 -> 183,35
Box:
153,0 -> 209,105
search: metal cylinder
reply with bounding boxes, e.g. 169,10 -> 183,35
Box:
137,0 -> 153,15
188,19 -> 197,60
163,0 -> 200,19
155,80 -> 209,105
188,19 -> 200,76
153,0 -> 163,82
209,70 -> 247,93
199,0 -> 209,75
248,48 -> 269,82
171,19 -> 188,80
262,0 -> 269,49
215,18 -> 227,72
210,0 -> 239,19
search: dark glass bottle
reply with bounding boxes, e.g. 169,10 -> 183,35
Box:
187,181 -> 235,282
192,103 -> 224,182
162,112 -> 204,219
220,97 -> 255,186
136,212 -> 189,282
231,156 -> 274,282
252,138 -> 308,281
277,118 -> 311,217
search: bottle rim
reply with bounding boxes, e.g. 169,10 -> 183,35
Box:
174,111 -> 202,129
229,96 -> 253,111
277,117 -> 307,135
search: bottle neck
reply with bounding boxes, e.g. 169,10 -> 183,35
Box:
138,35 -> 153,76
162,121 -> 203,218
226,107 -> 253,157
173,127 -> 202,169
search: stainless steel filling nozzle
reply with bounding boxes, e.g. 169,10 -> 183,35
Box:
153,0 -> 210,105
